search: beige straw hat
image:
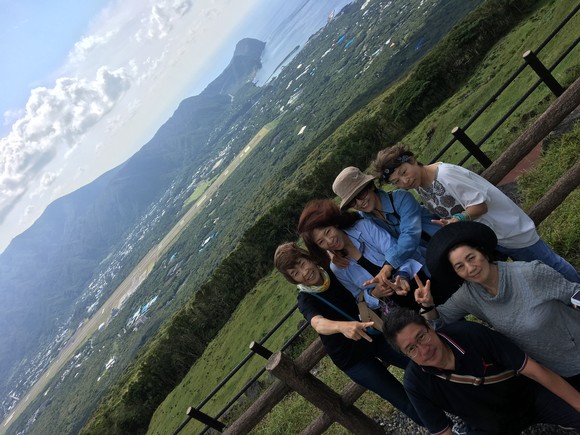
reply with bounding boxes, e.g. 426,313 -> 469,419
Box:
332,166 -> 376,209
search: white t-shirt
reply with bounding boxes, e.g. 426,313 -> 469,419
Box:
417,163 -> 538,248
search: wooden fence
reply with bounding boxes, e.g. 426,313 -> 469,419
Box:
174,6 -> 580,434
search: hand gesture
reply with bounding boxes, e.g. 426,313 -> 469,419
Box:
392,275 -> 410,296
362,264 -> 394,295
362,275 -> 410,298
328,250 -> 349,269
414,274 -> 434,306
432,217 -> 460,226
340,321 -> 374,342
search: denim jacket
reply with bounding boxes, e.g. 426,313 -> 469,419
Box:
360,189 -> 440,269
330,219 -> 423,310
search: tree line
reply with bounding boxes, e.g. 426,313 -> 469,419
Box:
80,0 -> 540,433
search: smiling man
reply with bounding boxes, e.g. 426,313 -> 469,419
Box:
384,309 -> 580,435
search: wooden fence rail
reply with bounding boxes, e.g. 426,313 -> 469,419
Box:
212,78 -> 580,434
174,8 -> 579,434
482,77 -> 580,185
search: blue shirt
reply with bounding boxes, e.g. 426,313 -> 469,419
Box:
360,189 -> 440,269
330,219 -> 423,310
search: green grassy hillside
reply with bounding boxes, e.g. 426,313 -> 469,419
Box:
148,0 -> 579,433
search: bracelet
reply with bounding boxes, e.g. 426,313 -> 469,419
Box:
452,213 -> 466,222
419,305 -> 435,314
462,210 -> 472,221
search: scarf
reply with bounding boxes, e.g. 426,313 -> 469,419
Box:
297,268 -> 331,294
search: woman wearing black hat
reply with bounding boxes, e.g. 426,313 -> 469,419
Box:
415,221 -> 580,383
371,143 -> 580,284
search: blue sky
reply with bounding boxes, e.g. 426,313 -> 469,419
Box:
0,0 -> 349,254
1,0 -> 320,254
0,0 -> 266,254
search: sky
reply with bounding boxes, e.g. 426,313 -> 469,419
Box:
0,0 -> 345,254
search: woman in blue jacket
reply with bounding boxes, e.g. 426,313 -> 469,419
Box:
332,167 -> 458,301
298,199 -> 425,312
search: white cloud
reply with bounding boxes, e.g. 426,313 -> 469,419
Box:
23,204 -> 35,217
135,0 -> 192,41
3,108 -> 24,127
40,171 -> 60,187
69,30 -> 117,64
0,66 -> 132,224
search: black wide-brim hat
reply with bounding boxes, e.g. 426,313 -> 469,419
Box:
426,221 -> 498,277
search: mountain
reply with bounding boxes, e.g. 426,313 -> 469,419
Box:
0,38 -> 265,397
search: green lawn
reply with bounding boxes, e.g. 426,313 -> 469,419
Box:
148,1 -> 579,433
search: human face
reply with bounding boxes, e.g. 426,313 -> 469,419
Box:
388,162 -> 421,189
395,323 -> 444,367
287,258 -> 323,286
311,226 -> 345,252
448,245 -> 492,284
349,185 -> 379,212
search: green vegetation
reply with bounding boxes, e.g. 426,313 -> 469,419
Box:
147,1 -> 578,434
14,0 -> 578,434
184,180 -> 210,206
518,122 -> 580,267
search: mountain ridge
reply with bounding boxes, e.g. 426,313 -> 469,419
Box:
0,37 -> 265,399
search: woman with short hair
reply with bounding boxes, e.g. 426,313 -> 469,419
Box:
273,242 -> 423,425
371,143 -> 579,283
415,221 -> 580,382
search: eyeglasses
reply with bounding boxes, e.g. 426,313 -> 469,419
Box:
348,186 -> 370,208
404,329 -> 431,358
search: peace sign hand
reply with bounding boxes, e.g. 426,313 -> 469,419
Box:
414,274 -> 434,306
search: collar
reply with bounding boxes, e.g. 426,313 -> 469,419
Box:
297,268 -> 331,294
421,331 -> 466,375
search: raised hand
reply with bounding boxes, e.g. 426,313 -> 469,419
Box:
391,275 -> 410,296
328,250 -> 349,269
340,321 -> 375,342
414,274 -> 434,306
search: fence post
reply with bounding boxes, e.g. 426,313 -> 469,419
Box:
266,351 -> 384,434
482,77 -> 580,185
223,338 -> 326,434
249,341 -> 273,359
451,127 -> 493,167
301,382 -> 367,435
523,50 -> 564,97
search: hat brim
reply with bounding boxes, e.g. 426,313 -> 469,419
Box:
339,175 -> 376,210
426,221 -> 498,278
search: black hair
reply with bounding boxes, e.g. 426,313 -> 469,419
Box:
383,308 -> 428,352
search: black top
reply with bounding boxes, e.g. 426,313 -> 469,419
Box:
404,321 -> 536,434
297,270 -> 382,369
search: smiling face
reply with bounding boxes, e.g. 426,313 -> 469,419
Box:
311,225 -> 346,252
448,245 -> 492,284
349,186 -> 380,213
395,323 -> 446,368
287,257 -> 324,286
387,162 -> 422,189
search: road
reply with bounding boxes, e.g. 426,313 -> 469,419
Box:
1,125 -> 271,433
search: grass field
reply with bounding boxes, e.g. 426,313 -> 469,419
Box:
148,1 -> 579,433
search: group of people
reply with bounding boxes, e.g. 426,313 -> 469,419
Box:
273,144 -> 580,434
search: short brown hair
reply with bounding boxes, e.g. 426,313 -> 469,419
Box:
274,242 -> 312,284
298,199 -> 359,266
371,143 -> 419,182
